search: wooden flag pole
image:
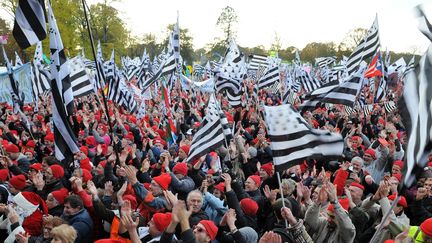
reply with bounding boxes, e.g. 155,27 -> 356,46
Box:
276,171 -> 289,228
369,194 -> 400,243
81,0 -> 120,164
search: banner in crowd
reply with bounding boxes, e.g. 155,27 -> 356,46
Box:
0,63 -> 34,104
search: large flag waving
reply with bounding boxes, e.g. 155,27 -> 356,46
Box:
13,0 -> 47,49
264,104 -> 344,172
47,2 -> 79,162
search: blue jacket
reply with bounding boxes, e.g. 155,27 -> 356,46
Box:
203,192 -> 227,225
63,209 -> 94,243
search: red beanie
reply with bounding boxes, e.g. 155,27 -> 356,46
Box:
260,163 -> 273,176
153,173 -> 172,190
0,169 -> 8,182
152,212 -> 172,232
248,175 -> 261,186
10,174 -> 26,190
392,173 -> 402,182
199,220 -> 218,240
44,133 -> 54,142
85,136 -> 96,147
173,163 -> 188,176
214,183 -> 225,192
393,160 -> 404,169
364,149 -> 376,160
98,124 -> 108,133
240,198 -> 259,215
123,195 -> 137,210
6,144 -> 19,153
26,140 -> 36,148
420,218 -> 432,237
15,191 -> 48,215
81,169 -> 93,183
129,116 -> 137,124
30,163 -> 42,172
125,133 -> 134,141
328,198 -> 350,212
350,182 -> 365,191
80,146 -> 89,156
51,188 -> 69,204
388,194 -> 407,208
49,165 -> 64,179
180,145 -> 190,155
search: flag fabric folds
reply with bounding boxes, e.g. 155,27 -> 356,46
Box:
47,2 -> 79,162
13,0 -> 47,49
263,104 -> 344,172
69,56 -> 94,98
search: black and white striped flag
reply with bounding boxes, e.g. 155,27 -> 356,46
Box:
403,56 -> 415,79
384,101 -> 396,113
398,6 -> 432,187
15,52 -> 23,67
248,54 -> 268,70
346,16 -> 380,75
226,89 -> 242,108
187,94 -> 225,163
141,52 -> 176,93
315,56 -> 336,68
13,0 -> 47,49
31,42 -> 51,100
258,65 -> 279,90
263,104 -> 344,172
47,2 -> 79,162
69,56 -> 94,98
363,104 -> 373,116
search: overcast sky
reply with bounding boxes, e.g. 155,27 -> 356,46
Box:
2,0 -> 432,53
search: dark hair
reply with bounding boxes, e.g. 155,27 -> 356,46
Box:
64,195 -> 84,209
42,156 -> 58,166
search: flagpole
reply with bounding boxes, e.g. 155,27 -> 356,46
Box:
369,194 -> 400,243
81,0 -> 120,163
276,171 -> 289,228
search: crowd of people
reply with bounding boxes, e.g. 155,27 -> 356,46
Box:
0,81 -> 431,243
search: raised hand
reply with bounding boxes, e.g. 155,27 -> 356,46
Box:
87,181 -> 98,197
259,231 -> 282,243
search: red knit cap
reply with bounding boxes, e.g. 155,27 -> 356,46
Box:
248,175 -> 261,186
328,198 -> 350,212
350,182 -> 365,191
85,136 -> 96,147
30,163 -> 42,172
260,163 -> 273,176
44,133 -> 54,142
81,169 -> 93,183
214,183 -> 225,192
364,149 -> 376,159
240,198 -> 259,215
80,146 -> 89,156
98,124 -> 108,132
49,165 -> 64,179
125,133 -> 134,141
129,115 -> 137,124
94,240 -> 123,243
153,173 -> 172,190
152,212 -> 172,232
180,145 -> 190,155
388,194 -> 407,208
10,174 -> 26,190
51,188 -> 69,204
0,169 -> 8,182
420,218 -> 432,237
26,140 -> 36,148
199,220 -> 218,240
6,144 -> 19,153
393,160 -> 404,169
173,163 -> 188,176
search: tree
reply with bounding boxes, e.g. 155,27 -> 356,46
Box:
270,32 -> 283,52
0,0 -> 17,18
301,42 -> 337,63
338,28 -> 368,53
216,6 -> 238,43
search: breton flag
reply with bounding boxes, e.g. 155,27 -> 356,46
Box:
248,54 -> 268,71
264,104 -> 344,172
346,16 -> 380,75
226,89 -> 242,108
140,51 -> 176,93
95,41 -> 106,89
315,56 -> 336,68
13,0 -> 47,49
69,56 -> 94,98
403,56 -> 416,79
258,65 -> 279,90
47,1 -> 79,162
398,6 -> 432,187
15,52 -> 23,67
187,94 -> 225,163
32,42 -> 51,99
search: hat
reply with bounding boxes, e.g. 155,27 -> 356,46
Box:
153,173 -> 172,190
98,124 -> 108,133
9,174 -> 26,190
248,175 -> 261,186
94,240 -> 123,243
152,212 -> 172,232
248,147 -> 257,158
240,198 -> 259,215
14,191 -> 48,215
350,182 -> 365,191
123,195 -> 137,209
125,133 -> 134,141
23,149 -> 34,156
328,198 -> 350,213
0,169 -> 8,182
392,173 -> 402,182
129,115 -> 137,124
44,133 -> 54,142
260,163 -> 273,176
51,188 -> 69,204
81,169 -> 93,183
378,138 -> 389,147
49,165 -> 64,179
199,220 -> 218,240
85,136 -> 96,147
30,163 -> 42,172
364,149 -> 376,159
214,183 -> 225,192
420,218 -> 432,237
351,136 -> 360,141
180,145 -> 190,155
6,144 -> 19,153
393,160 -> 404,169
26,140 -> 36,148
388,194 -> 407,208
80,146 -> 89,156
207,169 -> 215,175
173,163 -> 188,176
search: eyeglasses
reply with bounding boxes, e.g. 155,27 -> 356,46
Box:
193,225 -> 206,233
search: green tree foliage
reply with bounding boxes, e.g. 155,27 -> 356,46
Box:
301,42 -> 337,63
216,6 -> 238,43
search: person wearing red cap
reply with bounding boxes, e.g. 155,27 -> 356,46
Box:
363,147 -> 387,183
178,145 -> 190,161
392,160 -> 404,176
407,217 -> 432,242
8,174 -> 28,195
35,164 -> 66,200
47,188 -> 69,217
5,143 -> 30,173
94,123 -> 111,145
169,162 -> 195,200
304,182 -> 355,243
137,212 -> 172,241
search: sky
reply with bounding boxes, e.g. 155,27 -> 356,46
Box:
97,0 -> 432,54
